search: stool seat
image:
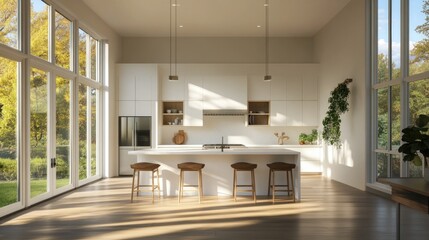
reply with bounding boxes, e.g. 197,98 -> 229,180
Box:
131,162 -> 160,171
231,162 -> 257,170
178,162 -> 205,203
178,162 -> 205,171
267,162 -> 295,171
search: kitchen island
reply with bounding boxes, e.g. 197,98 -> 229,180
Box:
129,147 -> 301,201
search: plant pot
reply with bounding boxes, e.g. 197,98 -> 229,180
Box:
424,168 -> 429,182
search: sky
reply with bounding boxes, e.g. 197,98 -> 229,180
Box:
378,0 -> 427,65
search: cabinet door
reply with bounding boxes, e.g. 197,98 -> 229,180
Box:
270,76 -> 286,100
135,64 -> 158,101
248,75 -> 270,101
203,75 -> 247,110
270,101 -> 287,126
286,101 -> 303,126
302,64 -> 319,101
135,101 -> 153,116
184,101 -> 203,126
117,64 -> 136,101
186,75 -> 204,101
118,100 -> 135,116
160,64 -> 185,101
302,101 -> 319,126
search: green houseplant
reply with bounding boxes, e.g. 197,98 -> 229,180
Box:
322,78 -> 352,147
398,114 -> 429,181
299,129 -> 318,145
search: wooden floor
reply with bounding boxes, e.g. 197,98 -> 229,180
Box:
0,175 -> 397,240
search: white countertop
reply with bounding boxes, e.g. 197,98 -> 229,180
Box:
156,144 -> 321,149
129,147 -> 300,155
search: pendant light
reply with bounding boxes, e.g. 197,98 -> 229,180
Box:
264,0 -> 271,81
169,0 -> 179,80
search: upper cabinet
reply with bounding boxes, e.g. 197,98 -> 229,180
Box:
159,64 -> 185,101
302,64 -> 319,101
118,64 -> 158,101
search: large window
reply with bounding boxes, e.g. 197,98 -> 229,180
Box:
372,0 -> 429,182
0,0 -> 105,217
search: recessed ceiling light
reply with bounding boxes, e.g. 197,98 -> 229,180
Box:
172,3 -> 180,7
257,25 -> 262,28
179,25 -> 184,28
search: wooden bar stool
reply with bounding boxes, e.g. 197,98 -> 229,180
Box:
177,162 -> 205,203
231,162 -> 257,203
130,162 -> 161,203
267,162 -> 296,203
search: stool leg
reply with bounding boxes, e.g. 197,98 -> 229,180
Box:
272,171 -> 276,203
137,170 -> 140,197
290,170 -> 295,202
156,168 -> 161,200
198,169 -> 203,203
267,169 -> 272,196
178,170 -> 183,203
251,169 -> 256,203
233,169 -> 237,202
151,170 -> 155,204
131,169 -> 136,203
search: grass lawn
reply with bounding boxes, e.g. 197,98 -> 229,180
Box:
0,178 -> 69,208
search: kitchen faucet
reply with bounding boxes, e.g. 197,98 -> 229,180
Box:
221,136 -> 224,152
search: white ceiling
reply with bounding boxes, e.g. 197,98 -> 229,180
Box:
82,0 -> 351,37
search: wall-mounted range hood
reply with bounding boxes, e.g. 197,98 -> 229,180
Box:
202,75 -> 247,116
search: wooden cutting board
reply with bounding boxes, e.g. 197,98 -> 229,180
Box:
173,130 -> 186,144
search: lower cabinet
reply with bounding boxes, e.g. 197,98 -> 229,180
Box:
288,147 -> 322,173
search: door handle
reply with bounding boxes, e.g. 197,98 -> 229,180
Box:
50,158 -> 57,168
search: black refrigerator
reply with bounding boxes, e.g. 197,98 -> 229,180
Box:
119,116 -> 151,175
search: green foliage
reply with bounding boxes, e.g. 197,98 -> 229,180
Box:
299,129 -> 318,145
0,158 -> 17,181
322,79 -> 352,147
398,114 -> 429,167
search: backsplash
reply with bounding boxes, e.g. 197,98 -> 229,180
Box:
159,115 -> 319,145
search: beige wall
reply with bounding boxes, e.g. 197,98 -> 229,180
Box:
314,0 -> 367,190
56,0 -> 122,178
121,37 -> 315,63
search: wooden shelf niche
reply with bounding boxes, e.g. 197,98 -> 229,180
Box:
163,101 -> 183,125
248,101 -> 270,125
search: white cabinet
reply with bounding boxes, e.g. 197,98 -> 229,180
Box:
159,64 -> 185,101
185,75 -> 204,101
117,64 -> 158,116
118,101 -> 135,116
302,101 -> 318,126
286,101 -> 303,126
202,75 -> 247,111
302,64 -> 319,101
287,147 -> 322,173
270,101 -> 286,126
248,75 -> 270,101
184,101 -> 203,126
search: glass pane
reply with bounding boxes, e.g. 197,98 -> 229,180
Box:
409,0 -> 429,75
0,0 -> 19,49
377,152 -> 388,179
56,76 -> 71,189
78,29 -> 87,77
91,88 -> 97,176
391,85 -> 401,149
55,12 -> 72,70
409,78 -> 429,122
391,154 -> 400,178
78,84 -> 87,180
0,57 -> 19,208
90,37 -> 97,81
377,88 -> 388,149
391,0 -> 401,79
30,68 -> 48,198
30,0 -> 49,61
377,0 -> 389,83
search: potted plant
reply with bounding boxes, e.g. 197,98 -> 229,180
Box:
398,114 -> 429,181
299,129 -> 318,145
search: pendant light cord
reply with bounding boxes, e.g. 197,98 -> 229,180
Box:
265,0 -> 269,77
169,0 -> 172,77
175,0 -> 178,76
